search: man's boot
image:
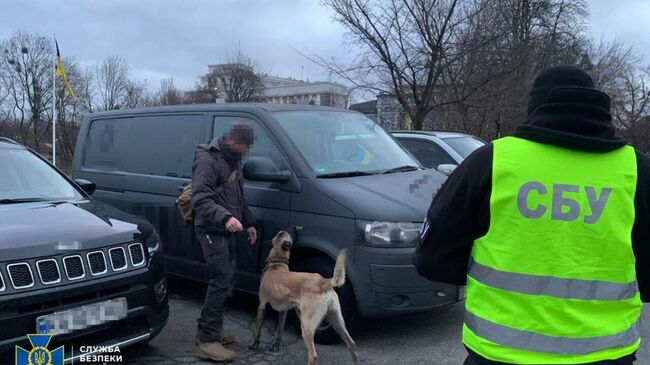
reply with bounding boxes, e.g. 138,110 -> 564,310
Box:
197,341 -> 236,362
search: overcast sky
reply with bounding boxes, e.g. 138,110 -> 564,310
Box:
1,0 -> 648,92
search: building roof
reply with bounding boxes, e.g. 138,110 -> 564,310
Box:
349,100 -> 377,114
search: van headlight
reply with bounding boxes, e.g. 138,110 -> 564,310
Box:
362,221 -> 421,247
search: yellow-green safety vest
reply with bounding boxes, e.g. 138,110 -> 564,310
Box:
463,136 -> 642,364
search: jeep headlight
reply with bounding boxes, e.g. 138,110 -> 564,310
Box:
362,221 -> 421,247
146,229 -> 163,256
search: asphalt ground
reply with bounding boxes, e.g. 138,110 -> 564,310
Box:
122,278 -> 650,365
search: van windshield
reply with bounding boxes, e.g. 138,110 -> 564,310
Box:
273,111 -> 419,176
0,149 -> 83,202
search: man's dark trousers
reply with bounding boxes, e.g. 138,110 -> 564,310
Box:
195,228 -> 236,343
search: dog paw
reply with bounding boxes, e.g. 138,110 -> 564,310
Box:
248,341 -> 260,350
269,343 -> 280,352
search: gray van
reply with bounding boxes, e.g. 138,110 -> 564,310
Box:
72,104 -> 459,342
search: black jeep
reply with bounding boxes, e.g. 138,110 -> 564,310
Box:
0,138 -> 168,363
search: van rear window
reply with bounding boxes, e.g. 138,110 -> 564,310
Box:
85,114 -> 204,178
84,117 -> 132,171
127,115 -> 203,178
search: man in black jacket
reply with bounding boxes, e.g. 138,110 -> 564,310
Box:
191,123 -> 256,362
413,65 -> 648,364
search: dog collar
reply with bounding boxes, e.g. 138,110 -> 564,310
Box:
265,256 -> 290,266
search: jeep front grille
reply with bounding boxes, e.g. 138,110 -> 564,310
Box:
109,247 -> 127,271
87,251 -> 107,275
36,259 -> 61,284
63,255 -> 85,280
7,263 -> 34,289
128,243 -> 145,266
1,242 -> 144,292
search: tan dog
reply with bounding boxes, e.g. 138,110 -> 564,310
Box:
249,230 -> 358,365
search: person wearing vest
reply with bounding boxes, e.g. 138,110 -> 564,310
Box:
413,65 -> 649,365
191,123 -> 257,362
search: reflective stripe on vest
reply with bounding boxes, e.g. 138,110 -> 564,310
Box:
465,310 -> 640,355
468,258 -> 638,301
463,137 -> 641,364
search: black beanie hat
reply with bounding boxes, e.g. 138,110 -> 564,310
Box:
527,65 -> 610,116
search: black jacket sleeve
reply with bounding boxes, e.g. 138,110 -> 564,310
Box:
191,149 -> 233,228
633,151 -> 650,302
413,144 -> 493,286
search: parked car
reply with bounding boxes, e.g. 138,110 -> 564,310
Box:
392,131 -> 485,174
0,138 -> 168,363
72,104 -> 461,343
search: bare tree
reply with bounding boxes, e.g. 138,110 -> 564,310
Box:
611,66 -> 650,150
194,70 -> 221,103
78,68 -> 96,113
311,0 -> 589,133
0,31 -> 53,152
158,77 -> 186,105
123,79 -> 148,108
96,55 -> 129,110
313,0 -> 490,130
436,0 -> 588,138
195,51 -> 264,103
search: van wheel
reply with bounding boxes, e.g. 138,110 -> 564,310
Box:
291,256 -> 359,344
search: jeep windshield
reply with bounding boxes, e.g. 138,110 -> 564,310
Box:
0,149 -> 83,202
273,111 -> 420,176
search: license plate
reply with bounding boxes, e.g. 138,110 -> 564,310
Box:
36,297 -> 128,335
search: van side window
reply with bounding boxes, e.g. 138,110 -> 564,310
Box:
213,116 -> 287,185
84,117 -> 132,171
128,114 -> 204,178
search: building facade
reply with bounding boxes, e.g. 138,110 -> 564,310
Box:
205,64 -> 348,107
257,75 -> 348,107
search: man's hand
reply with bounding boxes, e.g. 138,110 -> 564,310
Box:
225,217 -> 243,232
247,227 -> 257,244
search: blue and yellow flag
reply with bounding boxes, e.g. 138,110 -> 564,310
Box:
55,39 -> 75,99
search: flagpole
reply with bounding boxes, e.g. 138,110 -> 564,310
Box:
52,34 -> 57,166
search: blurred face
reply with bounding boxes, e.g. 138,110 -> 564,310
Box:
231,141 -> 251,157
222,137 -> 251,159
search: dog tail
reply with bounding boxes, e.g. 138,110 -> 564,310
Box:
330,249 -> 347,288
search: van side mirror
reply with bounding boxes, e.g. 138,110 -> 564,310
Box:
75,179 -> 96,195
437,164 -> 458,176
243,157 -> 291,183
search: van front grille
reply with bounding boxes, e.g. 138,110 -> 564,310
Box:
8,263 -> 34,289
0,271 -> 5,291
37,260 -> 61,284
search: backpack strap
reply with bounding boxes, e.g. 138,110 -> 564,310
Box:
215,168 -> 238,194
